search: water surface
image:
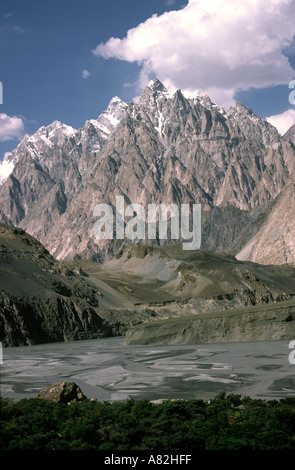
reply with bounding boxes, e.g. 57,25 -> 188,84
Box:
1,337 -> 295,402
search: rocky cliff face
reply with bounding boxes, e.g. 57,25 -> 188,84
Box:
0,79 -> 294,262
235,124 -> 295,265
237,175 -> 295,265
0,223 -> 113,346
125,300 -> 295,345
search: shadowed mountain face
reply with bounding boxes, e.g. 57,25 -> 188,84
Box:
2,223 -> 295,346
0,80 -> 294,262
0,223 -> 113,346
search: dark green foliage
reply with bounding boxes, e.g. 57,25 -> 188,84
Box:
1,394 -> 295,450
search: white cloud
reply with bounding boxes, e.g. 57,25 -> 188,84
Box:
0,113 -> 24,141
0,157 -> 14,184
82,69 -> 90,79
267,108 -> 295,135
93,0 -> 295,107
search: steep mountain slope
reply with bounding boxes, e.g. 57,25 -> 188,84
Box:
70,245 -> 295,345
237,175 -> 295,265
284,123 -> 295,145
2,225 -> 295,347
0,223 -> 111,346
0,80 -> 294,262
98,244 -> 295,307
235,124 -> 295,265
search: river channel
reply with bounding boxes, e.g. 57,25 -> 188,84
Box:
1,337 -> 295,402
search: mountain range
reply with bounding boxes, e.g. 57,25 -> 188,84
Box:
0,79 -> 295,264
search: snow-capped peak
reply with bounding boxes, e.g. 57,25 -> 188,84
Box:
50,121 -> 76,138
94,96 -> 128,134
105,96 -> 128,116
25,121 -> 77,145
147,78 -> 168,92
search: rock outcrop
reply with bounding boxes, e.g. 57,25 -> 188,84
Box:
125,300 -> 295,345
37,381 -> 86,403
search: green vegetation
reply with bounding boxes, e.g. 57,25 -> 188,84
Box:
1,393 -> 295,450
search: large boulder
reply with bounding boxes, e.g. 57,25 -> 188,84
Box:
37,381 -> 87,403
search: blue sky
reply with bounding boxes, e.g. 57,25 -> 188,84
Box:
0,0 -> 295,160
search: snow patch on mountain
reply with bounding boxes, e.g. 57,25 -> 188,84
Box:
96,96 -> 128,131
0,97 -> 128,186
1,78 -> 294,264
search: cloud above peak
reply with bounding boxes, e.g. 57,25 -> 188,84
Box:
93,0 -> 295,107
0,113 -> 24,142
267,108 -> 295,135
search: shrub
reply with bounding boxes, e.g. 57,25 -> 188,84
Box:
1,394 -> 295,450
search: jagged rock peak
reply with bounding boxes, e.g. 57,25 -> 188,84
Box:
139,79 -> 172,105
102,95 -> 128,116
0,76 -> 294,263
91,95 -> 128,136
228,99 -> 255,117
141,79 -> 224,115
29,120 -> 77,142
147,78 -> 168,93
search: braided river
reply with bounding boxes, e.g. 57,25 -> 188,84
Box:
1,338 -> 295,402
